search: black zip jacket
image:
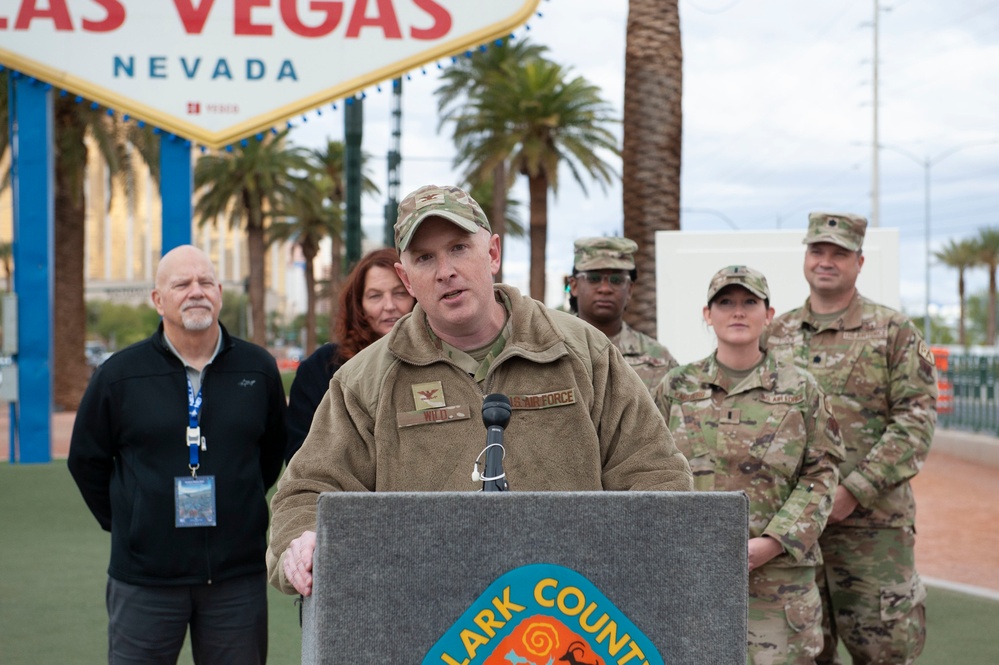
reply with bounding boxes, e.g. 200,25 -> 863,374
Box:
285,342 -> 343,463
68,323 -> 287,586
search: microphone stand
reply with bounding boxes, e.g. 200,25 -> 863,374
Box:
481,394 -> 511,492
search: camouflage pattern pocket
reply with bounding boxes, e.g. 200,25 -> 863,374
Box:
879,571 -> 926,622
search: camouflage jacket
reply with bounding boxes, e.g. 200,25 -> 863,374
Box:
655,351 -> 844,567
610,321 -> 679,394
768,291 -> 937,528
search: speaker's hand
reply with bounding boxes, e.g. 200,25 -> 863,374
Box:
283,530 -> 317,596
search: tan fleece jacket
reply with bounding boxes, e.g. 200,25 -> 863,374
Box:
267,284 -> 692,593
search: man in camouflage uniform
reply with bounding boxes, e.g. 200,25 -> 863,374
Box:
267,185 -> 692,596
569,237 -> 678,393
768,212 -> 937,664
656,265 -> 844,664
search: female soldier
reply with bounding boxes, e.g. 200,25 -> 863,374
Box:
654,265 -> 843,664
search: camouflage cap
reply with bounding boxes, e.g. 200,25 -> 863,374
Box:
706,265 -> 770,304
803,211 -> 868,251
394,184 -> 490,251
573,237 -> 639,272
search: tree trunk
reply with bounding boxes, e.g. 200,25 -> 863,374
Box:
2,256 -> 11,292
52,99 -> 92,411
621,0 -> 682,337
327,233 -> 343,343
491,162 -> 507,283
989,267 -> 996,346
958,269 -> 966,347
246,218 -> 267,347
527,174 -> 549,303
303,248 -> 318,354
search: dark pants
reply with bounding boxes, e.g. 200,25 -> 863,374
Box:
106,572 -> 268,665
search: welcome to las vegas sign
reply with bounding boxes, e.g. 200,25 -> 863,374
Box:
0,0 -> 542,148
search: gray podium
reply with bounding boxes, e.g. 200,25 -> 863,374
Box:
304,491 -> 748,664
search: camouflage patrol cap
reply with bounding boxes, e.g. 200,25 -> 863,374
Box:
573,237 -> 639,272
803,212 -> 868,251
706,265 -> 770,304
394,184 -> 490,251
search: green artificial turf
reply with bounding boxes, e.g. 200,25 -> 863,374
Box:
0,461 -> 301,664
1,461 -> 996,663
281,370 -> 296,397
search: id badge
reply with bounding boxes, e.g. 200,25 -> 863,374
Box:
174,475 -> 217,527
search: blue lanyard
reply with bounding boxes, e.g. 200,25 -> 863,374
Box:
187,375 -> 204,469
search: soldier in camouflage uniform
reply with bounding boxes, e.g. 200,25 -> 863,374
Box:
655,265 -> 844,664
768,213 -> 937,665
569,237 -> 678,393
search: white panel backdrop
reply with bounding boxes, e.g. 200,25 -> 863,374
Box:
655,229 -> 900,365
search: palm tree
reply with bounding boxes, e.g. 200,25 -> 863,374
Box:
194,129 -> 312,346
452,57 -> 619,302
436,38 -> 548,282
2,82 -> 155,409
935,237 -> 978,347
622,0 -> 683,337
307,140 -> 379,341
465,178 -> 526,240
51,97 -> 116,409
267,174 -> 342,354
51,97 -> 157,410
3,84 -> 92,409
974,227 -> 999,345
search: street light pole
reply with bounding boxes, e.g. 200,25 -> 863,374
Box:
922,160 -> 930,343
880,139 -> 999,344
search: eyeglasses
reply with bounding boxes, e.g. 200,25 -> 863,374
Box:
575,272 -> 631,288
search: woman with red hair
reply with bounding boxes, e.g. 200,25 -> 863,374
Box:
285,248 -> 415,462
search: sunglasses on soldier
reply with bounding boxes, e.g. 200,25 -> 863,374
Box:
575,272 -> 631,288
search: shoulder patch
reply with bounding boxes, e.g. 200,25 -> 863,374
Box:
917,340 -> 936,366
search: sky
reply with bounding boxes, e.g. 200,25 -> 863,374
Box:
288,0 -> 999,322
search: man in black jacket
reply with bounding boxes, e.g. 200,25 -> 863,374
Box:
69,244 -> 287,664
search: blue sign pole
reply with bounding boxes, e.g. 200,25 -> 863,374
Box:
9,74 -> 54,463
160,134 -> 192,253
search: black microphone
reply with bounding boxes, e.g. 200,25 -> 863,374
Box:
481,393 -> 511,492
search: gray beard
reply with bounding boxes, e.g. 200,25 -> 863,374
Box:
182,311 -> 213,331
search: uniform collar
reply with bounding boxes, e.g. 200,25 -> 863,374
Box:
803,290 -> 864,331
387,284 -> 568,369
702,351 -> 777,395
